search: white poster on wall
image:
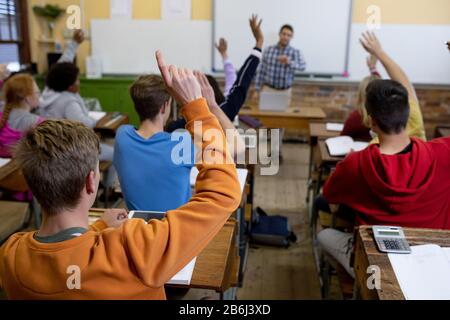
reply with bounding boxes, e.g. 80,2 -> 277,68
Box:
110,0 -> 133,19
161,0 -> 191,20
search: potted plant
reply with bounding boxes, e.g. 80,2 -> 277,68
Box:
33,4 -> 64,39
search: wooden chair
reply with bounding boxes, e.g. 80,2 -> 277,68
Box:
0,201 -> 30,244
0,160 -> 41,229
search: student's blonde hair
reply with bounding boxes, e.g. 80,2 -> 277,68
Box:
14,120 -> 100,215
356,74 -> 381,127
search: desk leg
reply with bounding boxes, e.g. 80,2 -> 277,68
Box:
237,206 -> 248,285
314,166 -> 323,201
220,287 -> 237,300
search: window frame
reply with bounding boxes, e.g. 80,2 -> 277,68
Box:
0,0 -> 31,64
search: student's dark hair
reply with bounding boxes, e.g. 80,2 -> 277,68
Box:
46,62 -> 79,92
365,79 -> 410,134
280,24 -> 294,33
129,75 -> 171,122
206,75 -> 225,105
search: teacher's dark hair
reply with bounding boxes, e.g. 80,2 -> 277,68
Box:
280,24 -> 294,34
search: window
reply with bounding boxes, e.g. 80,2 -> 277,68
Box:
0,0 -> 30,65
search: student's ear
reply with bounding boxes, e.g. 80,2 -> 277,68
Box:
86,170 -> 96,195
161,98 -> 172,114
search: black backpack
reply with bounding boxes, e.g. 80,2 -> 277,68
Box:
250,207 -> 297,247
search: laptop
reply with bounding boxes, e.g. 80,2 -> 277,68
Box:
259,90 -> 291,111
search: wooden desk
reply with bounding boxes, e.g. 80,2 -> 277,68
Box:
171,220 -> 238,293
312,140 -> 344,199
353,226 -> 450,300
309,122 -> 342,140
0,159 -> 28,193
88,210 -> 239,295
95,112 -> 129,137
239,104 -> 326,130
318,140 -> 344,164
307,123 -> 342,202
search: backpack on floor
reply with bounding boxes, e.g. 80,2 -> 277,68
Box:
250,207 -> 297,247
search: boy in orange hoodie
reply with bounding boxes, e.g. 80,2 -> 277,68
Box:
0,51 -> 241,299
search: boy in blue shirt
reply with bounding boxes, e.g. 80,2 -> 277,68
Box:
114,75 -> 195,211
114,72 -> 245,212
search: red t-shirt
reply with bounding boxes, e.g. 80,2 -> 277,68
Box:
341,110 -> 371,142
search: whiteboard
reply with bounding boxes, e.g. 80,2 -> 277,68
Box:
213,0 -> 352,75
91,19 -> 212,74
348,24 -> 450,84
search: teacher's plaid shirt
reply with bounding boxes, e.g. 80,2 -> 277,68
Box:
255,44 -> 306,91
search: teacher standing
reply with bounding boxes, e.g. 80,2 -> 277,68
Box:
254,24 -> 306,97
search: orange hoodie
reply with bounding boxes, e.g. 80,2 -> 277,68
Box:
0,98 -> 241,299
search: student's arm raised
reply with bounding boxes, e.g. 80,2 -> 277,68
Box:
57,30 -> 85,64
360,31 -> 418,102
117,52 -> 240,287
194,70 -> 246,159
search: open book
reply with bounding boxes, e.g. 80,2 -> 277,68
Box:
88,111 -> 107,122
190,167 -> 248,193
166,258 -> 197,286
325,136 -> 369,157
0,158 -> 11,167
326,123 -> 344,132
388,244 -> 450,300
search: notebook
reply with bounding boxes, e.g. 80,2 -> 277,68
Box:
325,136 -> 368,157
0,158 -> 11,167
190,167 -> 248,193
166,258 -> 197,286
88,111 -> 107,122
388,244 -> 450,300
326,123 -> 344,132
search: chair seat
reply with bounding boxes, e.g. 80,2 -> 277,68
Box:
0,201 -> 29,243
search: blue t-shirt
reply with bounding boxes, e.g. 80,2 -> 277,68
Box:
113,125 -> 195,212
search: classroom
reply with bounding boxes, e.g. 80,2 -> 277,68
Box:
0,0 -> 449,303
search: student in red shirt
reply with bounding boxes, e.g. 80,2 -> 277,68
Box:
318,32 -> 450,278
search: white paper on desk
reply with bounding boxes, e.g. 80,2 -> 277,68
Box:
89,111 -> 107,122
388,244 -> 450,300
161,0 -> 191,20
325,136 -> 368,156
110,0 -> 132,19
166,258 -> 196,285
190,167 -> 248,193
444,248 -> 450,264
326,123 -> 344,132
0,158 -> 11,167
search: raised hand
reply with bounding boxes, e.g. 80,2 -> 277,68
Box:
215,38 -> 228,59
156,50 -> 202,106
194,71 -> 218,110
360,31 -> 384,57
249,14 -> 263,49
73,29 -> 85,44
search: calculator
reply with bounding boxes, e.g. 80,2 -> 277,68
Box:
372,226 -> 411,254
